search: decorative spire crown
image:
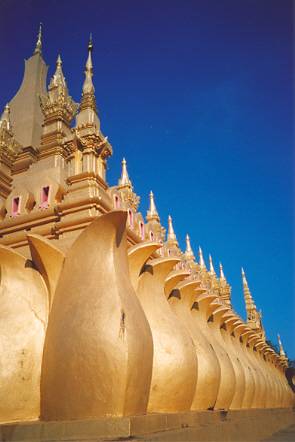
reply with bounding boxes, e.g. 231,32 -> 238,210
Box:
185,234 -> 194,259
146,191 -> 160,222
0,104 -> 12,132
49,54 -> 67,90
34,23 -> 42,55
0,103 -> 20,159
118,158 -> 132,188
199,246 -> 206,269
209,254 -> 216,275
40,54 -> 78,126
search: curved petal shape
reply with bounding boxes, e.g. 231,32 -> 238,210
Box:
243,330 -> 268,408
207,304 -> 236,410
233,323 -> 256,408
220,314 -> 246,409
0,245 -> 48,423
128,241 -> 161,291
41,211 -> 153,420
164,269 -> 191,297
168,279 -> 221,410
136,257 -> 197,413
226,323 -> 257,409
27,234 -> 65,309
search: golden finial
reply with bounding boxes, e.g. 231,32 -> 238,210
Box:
277,334 -> 286,357
185,234 -> 194,259
82,34 -> 95,95
88,33 -> 93,52
57,54 -> 62,67
209,254 -> 216,275
34,23 -> 42,55
199,246 -> 206,269
219,262 -> 225,280
118,158 -> 132,187
147,191 -> 160,222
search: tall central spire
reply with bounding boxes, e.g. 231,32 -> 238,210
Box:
34,23 -> 42,55
83,34 -> 95,95
76,34 -> 100,131
8,24 -> 48,150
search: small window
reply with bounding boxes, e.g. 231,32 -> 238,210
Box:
139,221 -> 145,240
128,209 -> 134,228
40,186 -> 50,208
114,194 -> 120,209
149,231 -> 154,240
12,196 -> 20,216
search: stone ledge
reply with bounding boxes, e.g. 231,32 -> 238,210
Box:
0,408 -> 294,442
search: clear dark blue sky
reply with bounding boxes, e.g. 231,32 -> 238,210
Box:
0,0 -> 294,357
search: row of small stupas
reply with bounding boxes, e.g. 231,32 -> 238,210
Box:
0,27 -> 288,359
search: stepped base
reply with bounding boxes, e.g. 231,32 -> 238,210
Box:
0,408 -> 294,442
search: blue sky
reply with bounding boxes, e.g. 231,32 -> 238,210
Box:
0,0 -> 294,357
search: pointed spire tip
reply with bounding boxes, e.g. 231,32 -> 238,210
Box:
185,233 -> 194,258
34,22 -> 42,55
219,262 -> 225,279
199,246 -> 206,269
209,254 -> 216,275
88,33 -> 93,51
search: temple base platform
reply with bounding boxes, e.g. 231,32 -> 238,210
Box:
0,408 -> 294,442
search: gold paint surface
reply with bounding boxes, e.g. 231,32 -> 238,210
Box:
136,257 -> 197,413
220,316 -> 245,409
168,279 -> 221,410
0,246 -> 48,422
41,211 -> 153,420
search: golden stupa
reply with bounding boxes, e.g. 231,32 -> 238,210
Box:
0,26 -> 294,441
